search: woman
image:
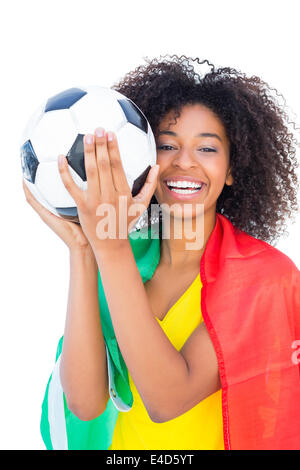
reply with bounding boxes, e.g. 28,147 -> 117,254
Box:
23,55 -> 300,450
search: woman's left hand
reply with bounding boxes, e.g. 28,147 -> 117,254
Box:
57,127 -> 159,253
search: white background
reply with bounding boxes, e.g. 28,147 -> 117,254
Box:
1,0 -> 299,450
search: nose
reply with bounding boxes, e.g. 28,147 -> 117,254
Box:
171,146 -> 198,170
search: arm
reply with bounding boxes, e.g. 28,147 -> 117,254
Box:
95,242 -> 221,423
22,179 -> 109,421
59,246 -> 109,421
56,129 -> 220,422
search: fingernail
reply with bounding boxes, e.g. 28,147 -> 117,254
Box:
85,134 -> 94,145
58,155 -> 64,167
95,127 -> 105,138
152,164 -> 160,174
107,131 -> 114,142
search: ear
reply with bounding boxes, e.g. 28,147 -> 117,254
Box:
225,168 -> 234,186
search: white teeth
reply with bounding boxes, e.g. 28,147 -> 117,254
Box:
166,180 -> 203,189
170,188 -> 201,194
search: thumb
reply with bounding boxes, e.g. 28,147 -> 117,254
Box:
133,165 -> 160,205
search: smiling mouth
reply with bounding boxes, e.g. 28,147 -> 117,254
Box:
166,181 -> 203,191
163,181 -> 206,198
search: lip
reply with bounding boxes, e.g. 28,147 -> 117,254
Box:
163,180 -> 207,200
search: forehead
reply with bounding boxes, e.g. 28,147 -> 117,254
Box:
158,104 -> 226,135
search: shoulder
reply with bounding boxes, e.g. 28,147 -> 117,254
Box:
208,214 -> 299,288
230,230 -> 300,327
235,228 -> 299,283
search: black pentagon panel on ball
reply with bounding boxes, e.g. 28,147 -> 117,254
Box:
55,207 -> 79,223
131,165 -> 151,197
118,99 -> 148,133
20,140 -> 39,183
66,134 -> 86,181
45,87 -> 87,112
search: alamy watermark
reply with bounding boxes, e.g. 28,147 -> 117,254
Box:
95,196 -> 205,251
291,340 -> 300,365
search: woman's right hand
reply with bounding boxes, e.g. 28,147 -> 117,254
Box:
22,179 -> 92,252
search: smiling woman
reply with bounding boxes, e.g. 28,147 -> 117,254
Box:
154,105 -> 233,221
39,55 -> 300,451
113,56 -> 299,244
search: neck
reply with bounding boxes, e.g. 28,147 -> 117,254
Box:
159,207 -> 216,269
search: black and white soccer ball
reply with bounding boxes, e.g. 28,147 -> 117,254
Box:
20,86 -> 157,224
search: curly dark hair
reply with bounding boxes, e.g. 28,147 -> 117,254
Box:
112,54 -> 300,244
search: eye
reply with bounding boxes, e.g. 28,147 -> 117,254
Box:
199,148 -> 216,152
157,145 -> 175,151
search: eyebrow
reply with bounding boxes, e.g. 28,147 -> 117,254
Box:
158,130 -> 223,142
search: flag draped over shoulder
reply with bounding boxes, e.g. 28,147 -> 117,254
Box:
40,213 -> 300,450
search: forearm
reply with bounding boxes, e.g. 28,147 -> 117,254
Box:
94,241 -> 189,422
60,247 -> 109,420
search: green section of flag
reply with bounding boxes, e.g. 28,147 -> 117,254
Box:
40,225 -> 161,450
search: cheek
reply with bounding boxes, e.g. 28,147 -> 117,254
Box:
156,153 -> 166,166
206,157 -> 229,181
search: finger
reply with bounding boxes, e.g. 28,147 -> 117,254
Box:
133,165 -> 160,206
83,134 -> 101,195
106,131 -> 130,193
58,154 -> 82,203
22,179 -> 57,220
22,179 -> 44,210
22,178 -> 34,205
94,127 -> 114,195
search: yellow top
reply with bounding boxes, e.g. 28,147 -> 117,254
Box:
108,273 -> 224,450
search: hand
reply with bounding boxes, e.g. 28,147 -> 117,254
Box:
22,179 -> 91,252
57,127 -> 160,253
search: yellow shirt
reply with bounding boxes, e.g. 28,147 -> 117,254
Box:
108,273 -> 224,450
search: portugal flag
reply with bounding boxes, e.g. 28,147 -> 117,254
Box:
41,213 -> 300,450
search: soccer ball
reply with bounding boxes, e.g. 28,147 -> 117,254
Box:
20,86 -> 157,224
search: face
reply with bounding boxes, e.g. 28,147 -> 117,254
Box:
154,104 -> 233,220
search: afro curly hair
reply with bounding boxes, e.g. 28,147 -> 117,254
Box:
112,54 -> 300,244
